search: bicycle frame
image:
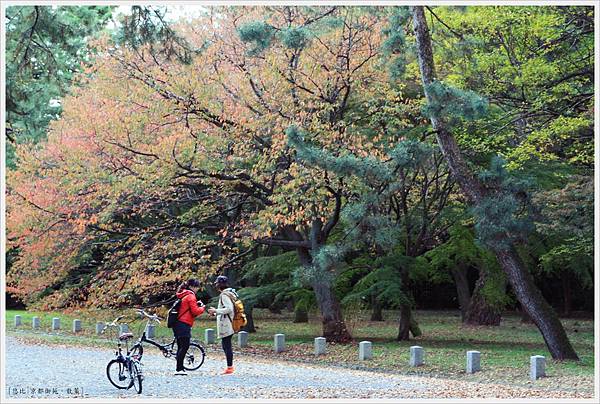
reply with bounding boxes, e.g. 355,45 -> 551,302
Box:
136,329 -> 176,356
130,314 -> 178,358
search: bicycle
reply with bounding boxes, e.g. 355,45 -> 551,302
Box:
130,309 -> 206,371
102,316 -> 143,394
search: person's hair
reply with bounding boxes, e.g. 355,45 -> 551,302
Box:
177,278 -> 201,293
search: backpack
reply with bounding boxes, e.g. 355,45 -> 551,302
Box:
222,291 -> 247,333
166,298 -> 187,328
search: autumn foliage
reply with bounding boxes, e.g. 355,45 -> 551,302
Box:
7,7 -> 408,310
5,4 -> 593,350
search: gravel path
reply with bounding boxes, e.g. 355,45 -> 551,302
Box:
5,336 -> 591,400
5,336 -> 428,399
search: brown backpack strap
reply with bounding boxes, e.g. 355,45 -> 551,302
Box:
221,292 -> 235,323
222,291 -> 236,302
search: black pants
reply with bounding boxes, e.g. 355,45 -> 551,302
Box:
176,336 -> 190,371
221,334 -> 233,367
173,321 -> 192,371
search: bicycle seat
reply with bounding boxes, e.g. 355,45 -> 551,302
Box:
118,333 -> 134,341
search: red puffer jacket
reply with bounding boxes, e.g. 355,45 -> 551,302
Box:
175,289 -> 205,326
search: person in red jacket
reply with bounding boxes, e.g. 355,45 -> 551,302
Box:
173,278 -> 205,376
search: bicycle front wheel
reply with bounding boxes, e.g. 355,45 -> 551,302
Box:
130,360 -> 143,394
106,359 -> 131,389
183,342 -> 205,371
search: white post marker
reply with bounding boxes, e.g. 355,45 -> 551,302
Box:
96,322 -> 105,335
530,355 -> 546,380
238,331 -> 249,348
410,346 -> 424,367
274,334 -> 285,353
147,324 -> 156,339
314,337 -> 326,355
14,315 -> 22,327
119,324 -> 129,335
466,351 -> 481,374
359,341 -> 372,360
52,317 -> 60,331
72,319 -> 81,333
205,328 -> 215,344
32,317 -> 40,329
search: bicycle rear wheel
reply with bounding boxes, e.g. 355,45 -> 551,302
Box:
183,342 -> 205,371
106,359 -> 131,389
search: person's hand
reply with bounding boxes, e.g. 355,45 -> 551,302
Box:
207,307 -> 216,316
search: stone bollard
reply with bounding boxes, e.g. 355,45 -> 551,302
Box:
466,351 -> 481,374
147,324 -> 156,339
14,315 -> 22,327
530,355 -> 546,380
314,337 -> 326,356
410,346 -> 424,367
119,324 -> 129,335
205,329 -> 215,344
238,331 -> 249,348
52,317 -> 60,331
72,319 -> 82,333
274,334 -> 285,353
359,341 -> 372,360
32,317 -> 40,329
96,322 -> 105,335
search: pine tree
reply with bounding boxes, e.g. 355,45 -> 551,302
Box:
5,5 -> 114,168
411,6 -> 578,360
287,125 -> 440,340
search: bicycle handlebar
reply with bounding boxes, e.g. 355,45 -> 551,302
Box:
136,309 -> 162,324
100,310 -> 161,335
100,315 -> 124,334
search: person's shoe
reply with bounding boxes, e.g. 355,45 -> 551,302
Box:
174,370 -> 188,376
221,366 -> 234,375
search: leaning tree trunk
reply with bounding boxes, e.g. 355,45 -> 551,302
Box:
464,269 -> 502,326
297,247 -> 352,343
450,265 -> 471,321
411,6 -> 578,360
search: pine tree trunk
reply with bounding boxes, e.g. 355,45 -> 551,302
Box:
370,297 -> 384,321
464,269 -> 502,326
297,246 -> 352,343
312,281 -> 352,342
397,305 -> 422,340
397,305 -> 411,340
411,6 -> 578,360
397,262 -> 421,340
450,265 -> 471,321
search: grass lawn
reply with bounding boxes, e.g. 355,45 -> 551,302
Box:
5,308 -> 595,394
